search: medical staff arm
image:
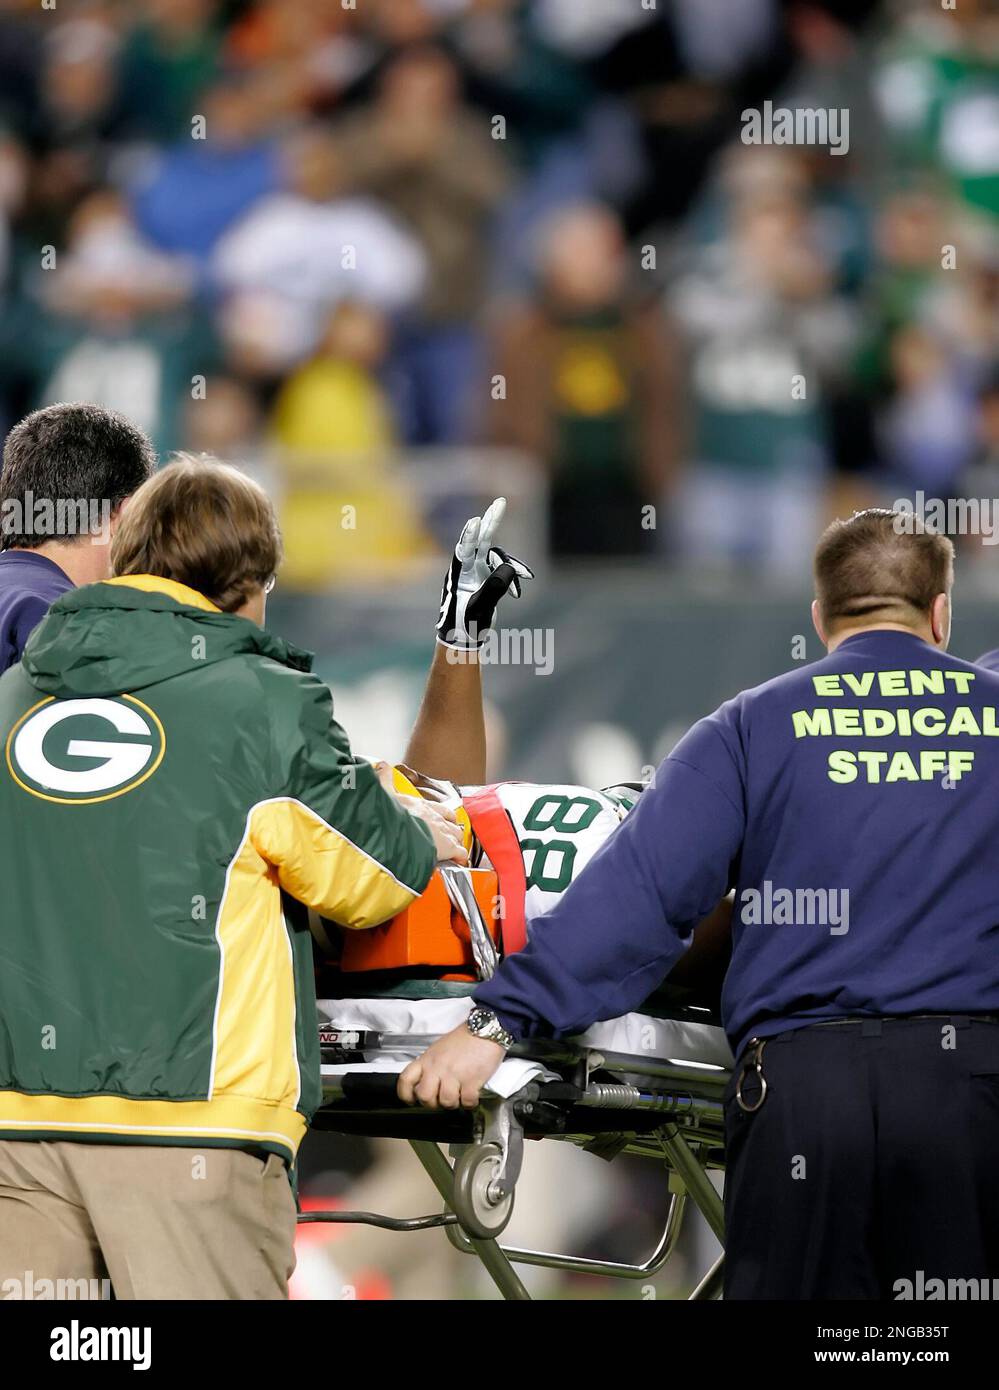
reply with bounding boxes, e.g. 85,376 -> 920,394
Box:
473,728 -> 746,1039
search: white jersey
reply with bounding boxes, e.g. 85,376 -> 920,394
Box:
464,782 -> 627,926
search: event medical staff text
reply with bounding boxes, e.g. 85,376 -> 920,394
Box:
792,668 -> 993,784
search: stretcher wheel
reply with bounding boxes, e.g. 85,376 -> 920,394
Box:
452,1142 -> 514,1239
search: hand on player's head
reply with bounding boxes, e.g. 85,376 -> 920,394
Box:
399,793 -> 468,864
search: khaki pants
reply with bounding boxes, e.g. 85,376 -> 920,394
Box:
0,1141 -> 297,1300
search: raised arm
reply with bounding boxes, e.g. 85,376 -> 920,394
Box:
405,644 -> 488,785
404,498 -> 533,783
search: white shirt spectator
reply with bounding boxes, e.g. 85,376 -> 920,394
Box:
211,194 -> 427,367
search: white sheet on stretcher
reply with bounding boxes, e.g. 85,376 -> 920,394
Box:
319,998 -> 734,1100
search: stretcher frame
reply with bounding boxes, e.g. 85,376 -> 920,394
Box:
308,1018 -> 729,1301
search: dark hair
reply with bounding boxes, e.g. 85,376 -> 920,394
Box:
111,454 -> 282,613
814,508 -> 954,635
0,403 -> 156,550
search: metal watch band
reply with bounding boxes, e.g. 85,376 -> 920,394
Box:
466,1007 -> 515,1050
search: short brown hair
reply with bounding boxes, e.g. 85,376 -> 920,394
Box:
110,454 -> 282,613
814,508 -> 954,634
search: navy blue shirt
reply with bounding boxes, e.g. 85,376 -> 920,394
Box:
476,630 -> 999,1058
0,551 -> 73,675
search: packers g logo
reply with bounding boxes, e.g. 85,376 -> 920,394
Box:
5,696 -> 165,805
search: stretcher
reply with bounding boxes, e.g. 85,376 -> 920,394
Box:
305,863 -> 733,1300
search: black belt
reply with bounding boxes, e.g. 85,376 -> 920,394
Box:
807,1012 -> 999,1030
734,1014 -> 999,1114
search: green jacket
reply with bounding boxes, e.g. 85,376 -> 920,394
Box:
0,575 -> 436,1161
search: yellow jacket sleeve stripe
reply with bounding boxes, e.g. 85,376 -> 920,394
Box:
248,796 -> 425,930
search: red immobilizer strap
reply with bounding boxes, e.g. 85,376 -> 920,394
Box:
461,786 -> 528,955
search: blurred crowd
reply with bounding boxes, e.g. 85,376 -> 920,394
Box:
0,0 -> 996,577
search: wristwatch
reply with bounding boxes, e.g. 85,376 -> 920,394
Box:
466,1006 -> 515,1051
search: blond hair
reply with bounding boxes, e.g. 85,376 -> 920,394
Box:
110,454 -> 282,613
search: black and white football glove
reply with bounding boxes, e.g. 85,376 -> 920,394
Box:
436,497 -> 534,650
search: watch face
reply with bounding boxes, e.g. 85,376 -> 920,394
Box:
467,1008 -> 491,1034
